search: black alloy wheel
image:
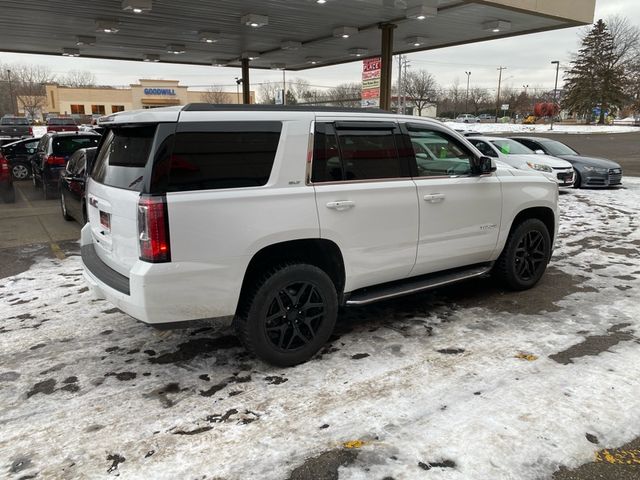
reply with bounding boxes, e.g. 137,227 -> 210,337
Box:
513,230 -> 546,282
494,218 -> 551,290
235,263 -> 338,366
264,281 -> 326,351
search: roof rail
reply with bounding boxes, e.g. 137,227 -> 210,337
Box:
182,103 -> 391,114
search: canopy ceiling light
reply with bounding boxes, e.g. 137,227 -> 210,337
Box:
483,20 -> 511,32
75,35 -> 96,46
281,40 -> 302,50
95,19 -> 120,33
405,4 -> 437,20
241,51 -> 260,60
405,35 -> 427,47
212,59 -> 229,66
166,44 -> 186,54
241,13 -> 269,28
333,26 -> 358,38
348,47 -> 368,57
122,0 -> 152,14
198,31 -> 220,43
306,56 -> 322,64
270,63 -> 286,70
143,53 -> 160,62
62,47 -> 80,57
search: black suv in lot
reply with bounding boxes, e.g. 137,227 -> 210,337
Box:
31,131 -> 100,199
0,137 -> 40,180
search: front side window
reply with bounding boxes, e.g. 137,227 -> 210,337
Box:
490,139 -> 534,155
407,127 -> 472,177
312,122 -> 406,182
468,139 -> 498,158
167,122 -> 282,192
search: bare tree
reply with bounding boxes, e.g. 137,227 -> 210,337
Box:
468,87 -> 491,115
201,85 -> 229,104
13,64 -> 54,119
258,81 -> 282,104
402,69 -> 438,116
323,82 -> 361,107
61,70 -> 97,88
291,78 -> 314,103
607,15 -> 640,68
449,78 -> 463,117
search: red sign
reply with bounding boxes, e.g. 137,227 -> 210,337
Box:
362,57 -> 381,107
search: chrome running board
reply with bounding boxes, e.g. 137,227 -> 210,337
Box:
344,263 -> 493,306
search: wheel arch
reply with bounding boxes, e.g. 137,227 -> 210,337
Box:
237,238 -> 346,313
510,206 -> 555,243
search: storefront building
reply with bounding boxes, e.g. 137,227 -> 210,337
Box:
19,79 -> 253,120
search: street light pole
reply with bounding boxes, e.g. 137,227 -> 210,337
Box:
550,60 -> 560,131
495,66 -> 506,120
465,71 -> 471,113
235,77 -> 242,104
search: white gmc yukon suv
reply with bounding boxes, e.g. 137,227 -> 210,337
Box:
81,105 -> 558,366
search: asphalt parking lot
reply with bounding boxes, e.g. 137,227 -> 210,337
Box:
1,133 -> 639,479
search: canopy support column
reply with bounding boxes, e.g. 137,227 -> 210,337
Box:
241,59 -> 251,104
379,23 -> 396,111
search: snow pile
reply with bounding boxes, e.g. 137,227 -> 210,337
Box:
445,121 -> 640,134
1,179 -> 639,479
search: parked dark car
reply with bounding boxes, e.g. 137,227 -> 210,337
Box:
0,136 -> 21,148
31,132 -> 100,199
0,115 -> 31,137
0,149 -> 15,203
510,136 -> 623,188
60,147 -> 96,223
0,137 -> 39,180
46,117 -> 78,132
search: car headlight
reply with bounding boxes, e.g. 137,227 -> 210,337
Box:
583,166 -> 608,174
526,162 -> 553,173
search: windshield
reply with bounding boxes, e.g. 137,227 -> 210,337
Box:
1,117 -> 29,125
490,139 -> 534,155
540,140 -> 578,156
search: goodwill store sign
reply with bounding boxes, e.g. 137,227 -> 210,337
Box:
143,88 -> 177,95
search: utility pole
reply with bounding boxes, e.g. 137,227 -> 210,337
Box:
401,57 -> 410,113
465,71 -> 471,113
234,77 -> 242,104
282,69 -> 286,106
495,66 -> 507,120
550,60 -> 560,130
7,69 -> 15,115
396,55 -> 401,113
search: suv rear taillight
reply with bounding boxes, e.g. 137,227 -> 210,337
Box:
137,195 -> 171,263
0,155 -> 9,180
29,126 -> 33,135
46,155 -> 66,165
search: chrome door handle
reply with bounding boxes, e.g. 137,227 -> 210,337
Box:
326,200 -> 355,211
423,193 -> 445,203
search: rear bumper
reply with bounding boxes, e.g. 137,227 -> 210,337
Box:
80,224 -> 244,325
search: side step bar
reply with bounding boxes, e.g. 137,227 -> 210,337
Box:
344,262 -> 493,306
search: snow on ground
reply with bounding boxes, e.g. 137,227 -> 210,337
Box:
445,121 -> 640,135
1,180 -> 640,480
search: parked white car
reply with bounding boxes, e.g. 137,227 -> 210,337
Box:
82,105 -> 559,366
455,114 -> 480,123
467,136 -> 575,187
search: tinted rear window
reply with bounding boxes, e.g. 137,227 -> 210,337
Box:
48,118 -> 76,125
92,126 -> 157,191
167,122 -> 281,192
52,136 -> 100,156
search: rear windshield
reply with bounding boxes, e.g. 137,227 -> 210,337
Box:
52,136 -> 100,156
541,140 -> 578,156
91,125 -> 156,191
48,118 -> 76,125
1,117 -> 29,125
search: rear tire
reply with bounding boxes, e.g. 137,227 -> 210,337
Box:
234,263 -> 338,367
61,192 -> 73,221
494,218 -> 551,291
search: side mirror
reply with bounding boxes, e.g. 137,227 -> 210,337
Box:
471,156 -> 496,175
535,150 -> 545,155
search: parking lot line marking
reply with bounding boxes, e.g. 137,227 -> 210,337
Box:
50,243 -> 66,260
16,183 -> 32,207
595,449 -> 640,464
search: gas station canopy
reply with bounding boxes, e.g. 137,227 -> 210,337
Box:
1,0 -> 595,70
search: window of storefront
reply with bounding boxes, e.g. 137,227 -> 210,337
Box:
70,104 -> 85,114
91,105 -> 106,115
111,105 -> 125,113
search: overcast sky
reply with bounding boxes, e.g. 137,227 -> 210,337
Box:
0,0 -> 638,96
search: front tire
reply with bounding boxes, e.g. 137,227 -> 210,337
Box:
61,192 -> 73,221
234,264 -> 338,367
494,218 -> 551,291
573,171 -> 582,189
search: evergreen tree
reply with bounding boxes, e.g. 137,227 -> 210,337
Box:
563,19 -> 627,124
